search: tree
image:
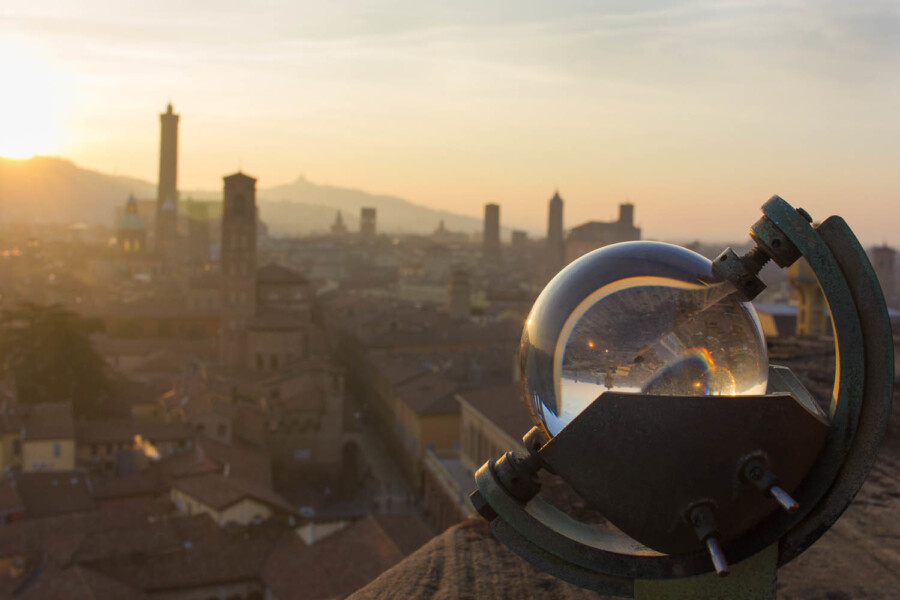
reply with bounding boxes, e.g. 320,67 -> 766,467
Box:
0,302 -> 108,417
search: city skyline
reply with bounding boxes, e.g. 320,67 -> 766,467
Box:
2,1 -> 899,243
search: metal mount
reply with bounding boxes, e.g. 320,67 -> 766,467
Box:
471,196 -> 893,597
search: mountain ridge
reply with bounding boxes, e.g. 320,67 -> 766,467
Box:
0,156 -> 487,236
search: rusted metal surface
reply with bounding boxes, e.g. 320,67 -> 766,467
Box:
539,391 -> 827,554
778,215 -> 894,565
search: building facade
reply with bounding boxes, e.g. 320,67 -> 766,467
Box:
565,202 -> 640,263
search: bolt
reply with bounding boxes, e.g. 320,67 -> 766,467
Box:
469,490 -> 497,522
692,514 -> 705,527
748,465 -> 763,481
796,207 -> 813,223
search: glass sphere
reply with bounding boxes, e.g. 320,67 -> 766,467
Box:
520,241 -> 768,436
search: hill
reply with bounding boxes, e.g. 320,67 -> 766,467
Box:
257,176 -> 485,236
0,156 -> 484,236
0,156 -> 156,224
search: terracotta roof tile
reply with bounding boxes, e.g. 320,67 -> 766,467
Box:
16,471 -> 97,519
456,384 -> 534,443
15,563 -> 146,600
172,474 -> 297,515
76,420 -> 194,445
22,402 -> 74,441
262,515 -> 408,600
257,263 -> 308,285
370,513 -> 434,556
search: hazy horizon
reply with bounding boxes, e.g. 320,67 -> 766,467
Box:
2,1 -> 899,243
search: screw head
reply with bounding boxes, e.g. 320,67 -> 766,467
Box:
748,466 -> 764,481
469,490 -> 497,522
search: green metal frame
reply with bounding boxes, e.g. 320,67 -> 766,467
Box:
473,196 -> 893,597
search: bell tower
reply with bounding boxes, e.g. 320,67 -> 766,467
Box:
156,102 -> 179,255
220,172 -> 258,366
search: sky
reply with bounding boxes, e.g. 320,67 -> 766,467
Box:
1,0 -> 899,242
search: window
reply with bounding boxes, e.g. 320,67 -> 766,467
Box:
53,443 -> 61,458
270,354 -> 279,370
217,423 -> 227,438
90,444 -> 98,457
12,440 -> 20,456
256,353 -> 264,370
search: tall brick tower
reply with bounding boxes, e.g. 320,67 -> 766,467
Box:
156,102 -> 179,255
482,203 -> 501,261
546,190 -> 564,275
220,172 -> 258,366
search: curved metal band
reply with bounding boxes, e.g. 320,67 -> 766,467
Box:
476,197 -> 887,588
778,215 -> 894,563
726,196 -> 866,562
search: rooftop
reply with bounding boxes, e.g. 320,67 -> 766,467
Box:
393,372 -> 460,417
22,402 -> 74,441
456,383 -> 534,443
262,514 -> 427,600
14,563 -> 145,600
171,473 -> 296,515
16,470 -> 97,519
76,420 -> 194,445
258,262 -> 309,285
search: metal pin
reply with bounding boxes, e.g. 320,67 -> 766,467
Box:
769,485 -> 799,513
705,537 -> 730,577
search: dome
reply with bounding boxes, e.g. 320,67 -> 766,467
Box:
118,196 -> 146,231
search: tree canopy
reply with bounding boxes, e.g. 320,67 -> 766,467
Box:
0,302 -> 108,417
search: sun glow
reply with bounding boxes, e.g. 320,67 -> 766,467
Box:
0,41 -> 65,159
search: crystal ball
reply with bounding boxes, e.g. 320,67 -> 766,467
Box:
520,241 -> 769,436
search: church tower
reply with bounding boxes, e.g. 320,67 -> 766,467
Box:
330,210 -> 348,235
118,194 -> 147,254
220,172 -> 258,367
156,102 -> 179,255
546,190 -> 565,276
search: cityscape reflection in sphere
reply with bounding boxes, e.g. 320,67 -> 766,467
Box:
519,241 -> 769,436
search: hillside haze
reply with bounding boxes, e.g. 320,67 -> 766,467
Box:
0,156 -> 484,236
0,156 -> 156,224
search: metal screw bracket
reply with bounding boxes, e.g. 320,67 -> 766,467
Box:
740,459 -> 799,514
688,504 -> 729,577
